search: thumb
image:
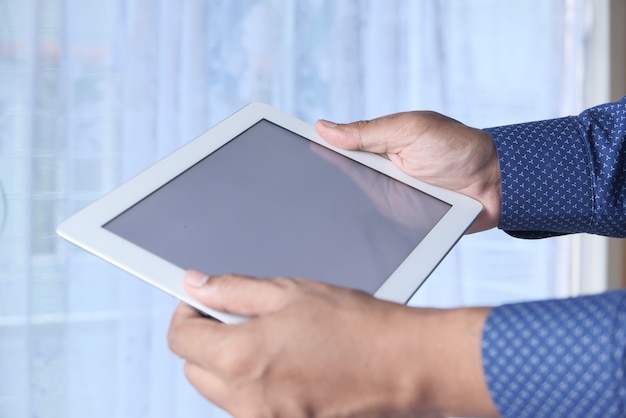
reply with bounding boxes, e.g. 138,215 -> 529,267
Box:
314,119 -> 382,153
315,114 -> 413,155
183,270 -> 290,317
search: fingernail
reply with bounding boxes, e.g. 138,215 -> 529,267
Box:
185,270 -> 209,287
319,119 -> 337,128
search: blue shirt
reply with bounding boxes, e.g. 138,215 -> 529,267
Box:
481,97 -> 626,417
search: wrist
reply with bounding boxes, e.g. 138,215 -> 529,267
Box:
466,128 -> 502,233
395,306 -> 498,417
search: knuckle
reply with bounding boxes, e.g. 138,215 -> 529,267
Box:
233,405 -> 271,418
182,361 -> 197,382
271,276 -> 299,291
214,343 -> 255,379
166,326 -> 182,354
351,119 -> 371,147
213,274 -> 242,294
216,351 -> 243,378
271,277 -> 321,301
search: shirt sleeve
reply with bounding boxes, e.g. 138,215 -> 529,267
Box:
485,96 -> 626,238
481,290 -> 626,418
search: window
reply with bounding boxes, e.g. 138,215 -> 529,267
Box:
0,1 -> 599,417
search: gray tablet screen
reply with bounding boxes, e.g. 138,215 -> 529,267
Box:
103,120 -> 450,294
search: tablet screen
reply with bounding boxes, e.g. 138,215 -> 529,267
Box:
103,120 -> 451,294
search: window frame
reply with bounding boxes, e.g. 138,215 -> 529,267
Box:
571,0 -> 625,294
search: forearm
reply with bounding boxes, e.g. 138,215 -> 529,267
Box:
397,306 -> 498,417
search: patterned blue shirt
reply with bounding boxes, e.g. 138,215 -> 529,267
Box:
481,97 -> 626,417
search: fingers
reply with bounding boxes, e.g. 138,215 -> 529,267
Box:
168,303 -> 230,369
183,362 -> 230,408
169,302 -> 264,397
311,141 -> 411,223
183,270 -> 294,317
184,361 -> 270,417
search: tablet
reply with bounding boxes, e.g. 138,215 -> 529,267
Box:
57,103 -> 482,323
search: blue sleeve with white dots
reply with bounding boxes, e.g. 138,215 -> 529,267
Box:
482,290 -> 626,417
485,96 -> 626,238
482,98 -> 626,416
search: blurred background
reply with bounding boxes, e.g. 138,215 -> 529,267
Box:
1,1 -> 624,417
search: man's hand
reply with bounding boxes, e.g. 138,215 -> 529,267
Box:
315,112 -> 501,233
168,270 -> 498,418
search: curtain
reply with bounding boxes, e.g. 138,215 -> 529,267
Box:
0,1 -> 589,417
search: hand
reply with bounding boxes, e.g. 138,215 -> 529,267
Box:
168,270 -> 498,418
315,112 -> 501,233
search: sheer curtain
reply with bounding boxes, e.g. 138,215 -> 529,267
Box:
0,1 -> 589,417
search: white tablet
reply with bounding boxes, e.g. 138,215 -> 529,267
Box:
57,103 -> 482,323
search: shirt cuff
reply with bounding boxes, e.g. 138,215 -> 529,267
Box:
481,290 -> 626,417
485,117 -> 594,238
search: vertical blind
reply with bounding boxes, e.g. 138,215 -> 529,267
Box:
0,1 -> 589,417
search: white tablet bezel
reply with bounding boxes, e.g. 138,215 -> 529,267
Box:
57,102 -> 482,324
